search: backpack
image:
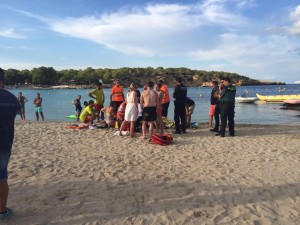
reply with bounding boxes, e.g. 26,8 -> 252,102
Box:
149,134 -> 173,146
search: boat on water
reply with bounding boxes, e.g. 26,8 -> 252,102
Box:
294,81 -> 300,84
282,99 -> 300,110
235,97 -> 258,103
256,93 -> 300,102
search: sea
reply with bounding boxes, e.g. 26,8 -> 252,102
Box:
7,84 -> 300,125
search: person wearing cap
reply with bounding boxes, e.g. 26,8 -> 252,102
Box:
158,80 -> 171,119
0,68 -> 20,221
110,80 -> 125,114
172,77 -> 187,134
89,82 -> 105,122
79,100 -> 95,124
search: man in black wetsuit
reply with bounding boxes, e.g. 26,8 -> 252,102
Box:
172,77 -> 187,134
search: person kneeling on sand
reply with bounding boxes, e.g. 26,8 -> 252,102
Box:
79,100 -> 95,124
101,102 -> 116,127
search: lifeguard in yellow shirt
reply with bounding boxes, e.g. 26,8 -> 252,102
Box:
79,100 -> 95,124
89,82 -> 105,122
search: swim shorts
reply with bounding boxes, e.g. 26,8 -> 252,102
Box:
0,149 -> 11,180
94,104 -> 103,112
35,106 -> 43,113
209,105 -> 216,116
142,107 -> 157,122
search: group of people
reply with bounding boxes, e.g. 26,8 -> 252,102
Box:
16,92 -> 44,121
75,78 -> 198,138
0,65 -> 237,221
209,77 -> 236,137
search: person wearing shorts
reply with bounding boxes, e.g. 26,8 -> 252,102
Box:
110,80 -> 124,114
89,82 -> 105,121
140,81 -> 158,139
158,80 -> 170,118
33,93 -> 44,121
0,68 -> 20,221
79,100 -> 95,124
185,97 -> 195,128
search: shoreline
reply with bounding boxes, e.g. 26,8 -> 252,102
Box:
6,122 -> 300,224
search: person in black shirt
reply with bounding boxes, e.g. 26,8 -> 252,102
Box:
209,81 -> 219,131
0,68 -> 20,221
172,77 -> 187,134
73,95 -> 82,122
185,97 -> 195,128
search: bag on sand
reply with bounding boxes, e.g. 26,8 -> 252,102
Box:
149,134 -> 173,146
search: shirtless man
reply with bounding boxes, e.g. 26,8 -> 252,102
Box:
140,81 -> 158,139
33,93 -> 44,121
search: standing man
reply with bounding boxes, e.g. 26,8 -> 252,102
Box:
0,68 -> 20,221
158,80 -> 171,119
140,81 -> 158,139
33,93 -> 44,121
217,77 -> 236,137
89,82 -> 105,122
17,92 -> 28,120
173,77 -> 187,134
110,80 -> 124,114
73,95 -> 82,122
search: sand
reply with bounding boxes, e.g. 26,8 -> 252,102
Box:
4,121 -> 300,224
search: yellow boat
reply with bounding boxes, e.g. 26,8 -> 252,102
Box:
256,93 -> 300,102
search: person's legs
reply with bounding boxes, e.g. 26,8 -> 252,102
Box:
174,104 -> 180,132
35,112 -> 39,121
213,105 -> 220,131
142,121 -> 147,139
40,112 -> 44,121
0,150 -> 11,214
179,105 -> 186,132
228,104 -> 235,135
148,121 -> 154,137
0,180 -> 8,213
219,104 -> 228,136
119,120 -> 126,132
129,121 -> 135,138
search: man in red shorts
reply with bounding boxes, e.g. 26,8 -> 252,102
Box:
89,82 -> 105,122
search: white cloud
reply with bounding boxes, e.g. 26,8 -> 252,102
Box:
0,27 -> 25,39
46,1 -> 250,56
288,5 -> 300,36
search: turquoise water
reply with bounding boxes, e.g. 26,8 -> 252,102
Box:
7,84 -> 300,125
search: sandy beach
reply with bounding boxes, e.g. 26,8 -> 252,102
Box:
4,121 -> 300,224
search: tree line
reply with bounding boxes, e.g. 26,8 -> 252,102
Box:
3,66 -> 269,87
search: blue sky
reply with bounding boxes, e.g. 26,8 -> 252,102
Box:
0,0 -> 299,83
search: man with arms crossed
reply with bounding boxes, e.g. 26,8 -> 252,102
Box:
0,68 -> 20,221
140,81 -> 158,139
